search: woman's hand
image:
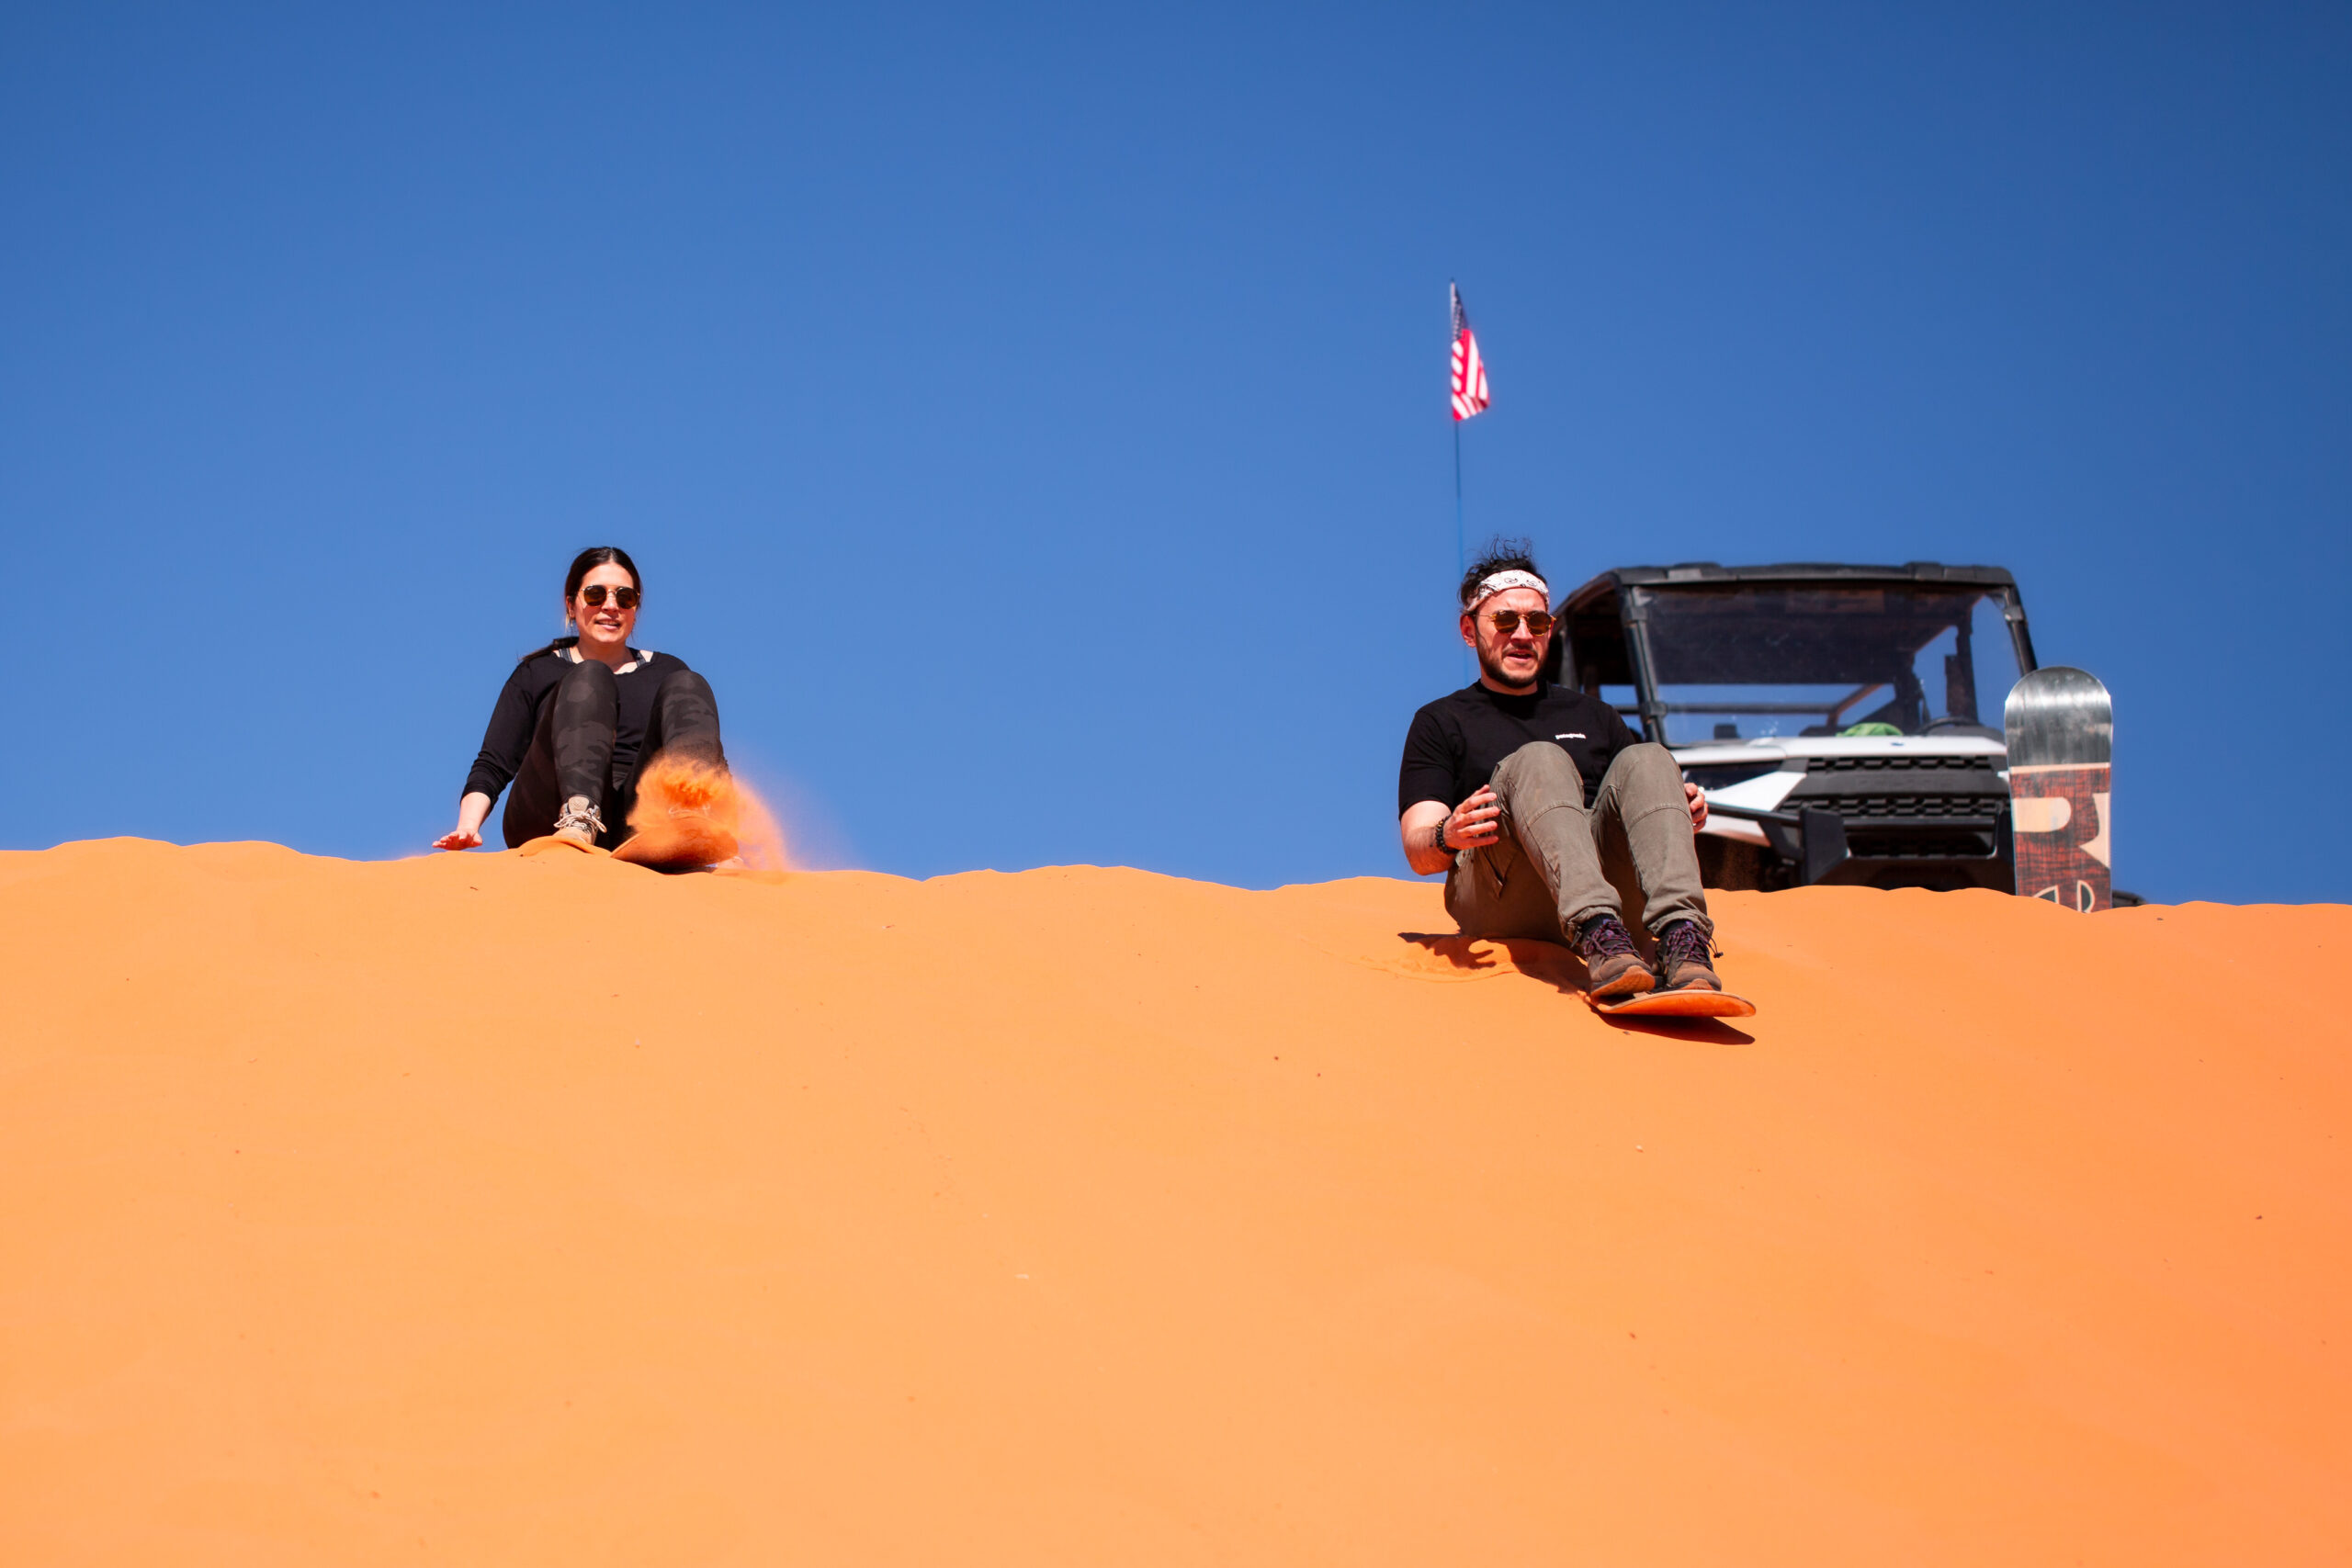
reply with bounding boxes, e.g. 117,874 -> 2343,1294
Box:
1685,782 -> 1709,829
435,792 -> 493,852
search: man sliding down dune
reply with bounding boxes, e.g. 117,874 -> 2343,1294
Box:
1397,541 -> 1729,1001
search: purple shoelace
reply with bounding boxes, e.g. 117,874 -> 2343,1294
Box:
1577,916 -> 1639,962
1656,919 -> 1712,976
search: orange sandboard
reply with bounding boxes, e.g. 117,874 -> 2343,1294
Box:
1589,986 -> 1758,1019
514,834 -> 608,859
612,810 -> 738,872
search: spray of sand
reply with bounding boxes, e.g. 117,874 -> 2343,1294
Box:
627,754 -> 789,870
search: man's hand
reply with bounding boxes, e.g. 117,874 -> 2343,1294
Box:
1400,789 -> 1501,876
1685,782 -> 1709,829
1448,786 -> 1503,850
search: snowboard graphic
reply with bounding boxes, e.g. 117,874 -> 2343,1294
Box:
2003,667 -> 2113,912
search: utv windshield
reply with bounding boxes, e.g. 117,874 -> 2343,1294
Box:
1629,583 -> 2027,744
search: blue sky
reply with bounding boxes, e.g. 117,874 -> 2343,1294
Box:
5,2 -> 2346,902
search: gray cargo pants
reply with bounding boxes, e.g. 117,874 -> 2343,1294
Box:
1445,740 -> 1713,948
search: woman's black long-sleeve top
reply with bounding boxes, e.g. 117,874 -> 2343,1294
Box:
460,638 -> 695,804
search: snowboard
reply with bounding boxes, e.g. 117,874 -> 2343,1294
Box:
2003,666 -> 2113,911
1589,987 -> 1758,1020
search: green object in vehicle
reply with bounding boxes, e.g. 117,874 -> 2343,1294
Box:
1839,722 -> 1904,737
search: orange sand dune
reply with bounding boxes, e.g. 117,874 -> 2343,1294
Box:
2,839 -> 2346,1565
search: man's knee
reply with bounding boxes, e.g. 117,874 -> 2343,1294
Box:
1493,739 -> 1584,802
1611,740 -> 1679,781
1604,742 -> 1688,805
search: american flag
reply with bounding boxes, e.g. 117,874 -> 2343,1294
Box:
1450,283 -> 1490,422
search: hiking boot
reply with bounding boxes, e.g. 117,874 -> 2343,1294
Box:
552,795 -> 605,848
1655,919 -> 1721,991
1575,914 -> 1657,999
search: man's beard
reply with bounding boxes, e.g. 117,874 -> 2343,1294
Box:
1477,643 -> 1543,691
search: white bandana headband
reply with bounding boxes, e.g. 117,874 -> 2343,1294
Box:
1464,569 -> 1550,614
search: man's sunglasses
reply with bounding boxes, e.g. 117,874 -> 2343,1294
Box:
1486,610 -> 1555,637
578,584 -> 640,609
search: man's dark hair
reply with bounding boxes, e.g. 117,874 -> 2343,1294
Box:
1458,537 -> 1544,610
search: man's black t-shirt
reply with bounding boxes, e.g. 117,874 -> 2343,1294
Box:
1397,681 -> 1643,815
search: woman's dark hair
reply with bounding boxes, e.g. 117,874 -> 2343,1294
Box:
564,546 -> 641,603
1458,537 -> 1544,609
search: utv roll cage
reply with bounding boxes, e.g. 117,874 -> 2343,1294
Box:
1545,561 -> 2038,739
1544,561 -> 2043,894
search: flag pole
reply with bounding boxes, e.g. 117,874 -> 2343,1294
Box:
1453,416 -> 1464,580
1451,281 -> 1468,679
1450,281 -> 1464,580
1454,416 -> 1470,682
1447,280 -> 1495,675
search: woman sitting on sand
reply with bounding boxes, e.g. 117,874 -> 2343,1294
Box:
434,547 -> 738,867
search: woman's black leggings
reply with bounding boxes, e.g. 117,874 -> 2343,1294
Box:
502,662 -> 727,849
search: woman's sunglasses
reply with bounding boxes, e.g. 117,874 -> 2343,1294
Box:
579,584 -> 640,609
1486,609 -> 1555,637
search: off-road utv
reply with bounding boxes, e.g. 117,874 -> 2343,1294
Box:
1547,562 -> 2034,892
